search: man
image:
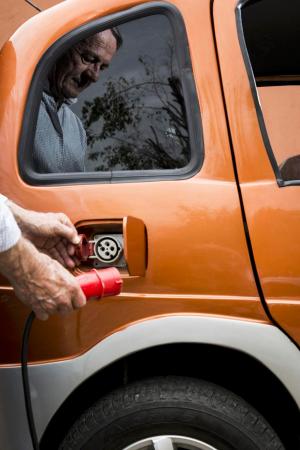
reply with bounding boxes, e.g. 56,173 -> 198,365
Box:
0,195 -> 86,320
33,28 -> 122,173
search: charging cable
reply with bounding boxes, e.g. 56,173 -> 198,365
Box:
20,268 -> 122,450
21,311 -> 40,450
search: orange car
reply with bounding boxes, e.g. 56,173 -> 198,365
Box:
1,0 -> 300,449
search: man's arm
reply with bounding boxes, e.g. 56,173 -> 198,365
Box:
6,198 -> 80,268
0,196 -> 86,320
0,237 -> 86,321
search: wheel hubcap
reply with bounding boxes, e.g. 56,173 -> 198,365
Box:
123,435 -> 219,450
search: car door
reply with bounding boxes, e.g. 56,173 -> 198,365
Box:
214,0 -> 300,345
0,0 -> 265,365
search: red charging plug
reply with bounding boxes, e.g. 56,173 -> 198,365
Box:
76,268 -> 123,300
75,234 -> 94,261
74,234 -> 122,300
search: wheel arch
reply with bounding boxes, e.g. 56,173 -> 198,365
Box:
40,338 -> 300,449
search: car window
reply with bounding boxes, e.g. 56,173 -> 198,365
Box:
240,0 -> 300,184
71,16 -> 190,173
21,8 -> 202,184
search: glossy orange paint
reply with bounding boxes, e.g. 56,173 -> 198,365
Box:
0,0 -> 63,50
214,0 -> 300,345
123,216 -> 147,276
0,0 -> 270,365
258,86 -> 300,165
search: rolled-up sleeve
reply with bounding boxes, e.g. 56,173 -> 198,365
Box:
0,195 -> 21,252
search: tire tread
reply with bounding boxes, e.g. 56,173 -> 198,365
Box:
59,376 -> 284,450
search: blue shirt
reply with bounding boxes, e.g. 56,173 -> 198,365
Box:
33,92 -> 86,173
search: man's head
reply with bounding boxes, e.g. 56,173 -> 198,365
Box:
49,28 -> 121,101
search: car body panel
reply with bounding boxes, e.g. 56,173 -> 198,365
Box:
214,0 -> 300,345
0,0 -> 266,364
0,0 -> 63,50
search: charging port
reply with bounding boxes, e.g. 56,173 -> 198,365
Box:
94,235 -> 123,264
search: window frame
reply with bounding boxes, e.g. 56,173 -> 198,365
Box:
236,0 -> 300,187
19,1 -> 203,186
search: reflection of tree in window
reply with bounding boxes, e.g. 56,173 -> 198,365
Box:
81,45 -> 190,171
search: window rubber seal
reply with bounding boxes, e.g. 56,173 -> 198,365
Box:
235,0 -> 300,188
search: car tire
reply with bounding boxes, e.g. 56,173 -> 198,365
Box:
59,376 -> 284,450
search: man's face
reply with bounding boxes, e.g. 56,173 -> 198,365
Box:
54,30 -> 117,99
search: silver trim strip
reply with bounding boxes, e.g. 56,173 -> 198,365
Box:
1,315 -> 300,449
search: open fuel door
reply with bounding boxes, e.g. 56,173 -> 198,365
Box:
76,216 -> 146,276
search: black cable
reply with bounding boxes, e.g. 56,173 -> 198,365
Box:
21,311 -> 40,450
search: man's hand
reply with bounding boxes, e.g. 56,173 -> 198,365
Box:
7,201 -> 80,268
0,237 -> 86,320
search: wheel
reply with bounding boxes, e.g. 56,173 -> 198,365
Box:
59,376 -> 284,450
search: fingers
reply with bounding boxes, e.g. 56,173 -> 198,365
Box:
66,242 -> 80,265
47,246 -> 65,267
57,304 -> 72,316
54,214 -> 80,245
32,287 -> 86,320
73,256 -> 81,266
45,284 -> 86,317
66,242 -> 80,267
32,305 -> 49,321
32,297 -> 57,321
38,238 -> 79,268
8,239 -> 87,320
34,310 -> 49,321
55,240 -> 76,269
56,300 -> 73,315
34,267 -> 86,318
67,242 -> 75,256
72,285 -> 87,310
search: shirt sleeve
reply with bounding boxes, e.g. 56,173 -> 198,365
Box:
0,195 -> 21,252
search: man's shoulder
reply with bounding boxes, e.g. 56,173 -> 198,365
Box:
39,91 -> 85,137
41,91 -> 56,107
